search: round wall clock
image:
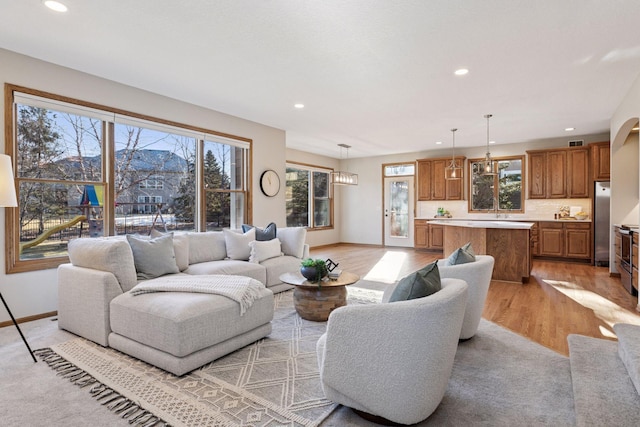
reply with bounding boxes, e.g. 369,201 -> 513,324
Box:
260,169 -> 280,197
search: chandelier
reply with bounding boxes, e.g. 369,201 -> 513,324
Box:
331,144 -> 358,185
481,114 -> 497,175
445,128 -> 462,180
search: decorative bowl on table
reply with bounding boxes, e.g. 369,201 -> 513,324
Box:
575,213 -> 588,220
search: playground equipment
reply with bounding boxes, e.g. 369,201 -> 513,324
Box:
19,185 -> 103,254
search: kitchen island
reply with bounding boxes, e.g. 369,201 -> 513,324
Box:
429,220 -> 535,283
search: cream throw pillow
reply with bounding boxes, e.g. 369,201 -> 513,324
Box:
248,238 -> 283,263
223,228 -> 256,260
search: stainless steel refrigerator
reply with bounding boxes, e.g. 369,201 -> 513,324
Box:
594,181 -> 611,266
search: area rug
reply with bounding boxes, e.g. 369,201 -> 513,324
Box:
36,290 -> 349,427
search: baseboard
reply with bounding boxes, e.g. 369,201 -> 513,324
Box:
0,311 -> 57,328
310,242 -> 384,250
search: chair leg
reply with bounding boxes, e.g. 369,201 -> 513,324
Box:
0,292 -> 37,363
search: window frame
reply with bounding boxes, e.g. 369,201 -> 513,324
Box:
467,154 -> 525,214
4,84 -> 253,273
285,161 -> 334,230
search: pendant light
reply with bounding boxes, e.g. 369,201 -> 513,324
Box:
330,144 -> 358,185
481,114 -> 497,175
445,128 -> 462,180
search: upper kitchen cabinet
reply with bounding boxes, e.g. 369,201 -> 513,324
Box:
527,147 -> 590,199
590,141 -> 610,181
417,156 -> 465,201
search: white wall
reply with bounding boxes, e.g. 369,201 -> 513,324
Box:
0,48 -> 287,322
610,71 -> 640,280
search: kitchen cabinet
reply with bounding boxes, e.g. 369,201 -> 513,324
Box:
591,141 -> 610,181
530,222 -> 539,256
538,221 -> 591,260
414,220 -> 444,250
527,147 -> 590,199
416,156 -> 465,201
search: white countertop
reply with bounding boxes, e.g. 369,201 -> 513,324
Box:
417,217 -> 591,223
428,219 -> 535,229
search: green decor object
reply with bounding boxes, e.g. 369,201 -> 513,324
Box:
388,260 -> 441,302
447,241 -> 476,265
300,258 -> 328,285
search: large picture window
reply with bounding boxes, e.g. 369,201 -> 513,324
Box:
285,163 -> 332,229
469,155 -> 524,214
5,85 -> 251,273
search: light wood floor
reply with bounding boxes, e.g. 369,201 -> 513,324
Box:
309,244 -> 640,356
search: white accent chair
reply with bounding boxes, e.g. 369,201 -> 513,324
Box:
316,278 -> 468,425
438,255 -> 495,340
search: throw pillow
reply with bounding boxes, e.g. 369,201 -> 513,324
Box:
187,231 -> 227,264
248,238 -> 283,263
242,222 -> 277,241
277,227 -> 307,258
150,229 -> 190,271
447,241 -> 476,265
223,228 -> 256,260
388,260 -> 441,302
126,233 -> 180,280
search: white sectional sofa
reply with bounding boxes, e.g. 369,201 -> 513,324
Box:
57,226 -> 308,375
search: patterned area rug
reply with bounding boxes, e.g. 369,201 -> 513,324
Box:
37,289 -> 372,427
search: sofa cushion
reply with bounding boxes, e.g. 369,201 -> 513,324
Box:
242,222 -> 277,241
224,228 -> 255,260
447,242 -> 476,265
110,284 -> 274,358
188,231 -> 226,264
249,238 -> 283,263
126,233 -> 180,280
613,323 -> 640,395
184,259 -> 267,284
277,227 -> 307,258
67,238 -> 137,292
260,255 -> 303,288
388,261 -> 441,302
150,229 -> 189,271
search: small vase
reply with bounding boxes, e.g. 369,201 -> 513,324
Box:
300,266 -> 318,282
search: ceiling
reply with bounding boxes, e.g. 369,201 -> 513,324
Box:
2,1 -> 640,158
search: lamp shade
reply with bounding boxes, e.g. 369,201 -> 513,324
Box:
0,154 -> 18,207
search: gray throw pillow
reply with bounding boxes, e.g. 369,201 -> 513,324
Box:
447,241 -> 476,265
388,260 -> 441,302
126,233 -> 180,280
242,222 -> 277,241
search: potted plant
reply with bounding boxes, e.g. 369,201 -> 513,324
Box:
300,258 -> 328,285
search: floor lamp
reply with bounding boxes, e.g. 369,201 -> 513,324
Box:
0,154 -> 36,363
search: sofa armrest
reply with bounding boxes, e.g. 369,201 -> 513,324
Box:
57,264 -> 124,346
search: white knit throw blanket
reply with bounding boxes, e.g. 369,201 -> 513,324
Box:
130,275 -> 264,315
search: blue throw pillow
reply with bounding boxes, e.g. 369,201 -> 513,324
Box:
447,242 -> 476,265
388,260 -> 441,302
242,222 -> 276,241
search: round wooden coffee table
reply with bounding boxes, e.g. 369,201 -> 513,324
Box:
279,271 -> 360,321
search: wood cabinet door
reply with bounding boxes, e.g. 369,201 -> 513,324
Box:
566,229 -> 590,258
445,157 -> 464,200
591,142 -> 610,181
539,226 -> 564,257
546,150 -> 567,198
431,159 -> 447,200
414,222 -> 429,248
567,148 -> 590,198
417,160 -> 431,201
528,152 -> 546,199
429,224 -> 444,249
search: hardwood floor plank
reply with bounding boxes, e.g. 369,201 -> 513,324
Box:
309,244 -> 640,356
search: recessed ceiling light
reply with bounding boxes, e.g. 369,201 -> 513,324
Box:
294,103 -> 304,109
454,68 -> 469,76
489,140 -> 496,144
565,127 -> 575,131
435,141 -> 443,145
43,1 -> 68,12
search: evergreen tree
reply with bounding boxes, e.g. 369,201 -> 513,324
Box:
17,106 -> 62,234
